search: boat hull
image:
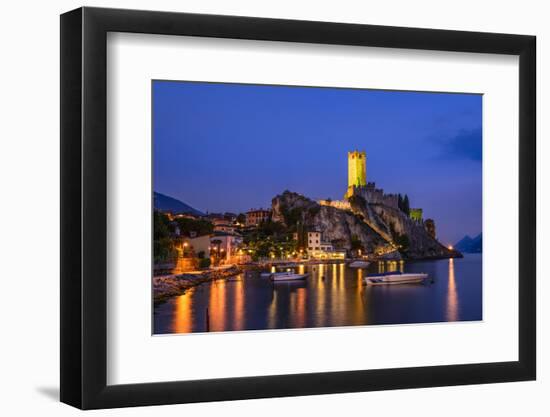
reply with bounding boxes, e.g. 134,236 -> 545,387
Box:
270,273 -> 308,282
349,261 -> 370,268
364,273 -> 428,285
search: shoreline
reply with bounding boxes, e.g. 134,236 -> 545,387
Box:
153,266 -> 242,304
153,253 -> 467,305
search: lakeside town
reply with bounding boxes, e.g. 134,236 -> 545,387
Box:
153,150 -> 461,303
151,82 -> 482,332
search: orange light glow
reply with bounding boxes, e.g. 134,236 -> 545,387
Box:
446,258 -> 458,321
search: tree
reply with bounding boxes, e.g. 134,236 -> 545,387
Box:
350,234 -> 363,251
174,217 -> 213,237
198,258 -> 211,269
280,205 -> 304,228
395,234 -> 410,252
154,211 -> 173,240
403,194 -> 410,216
236,213 -> 246,225
398,194 -> 403,211
153,211 -> 177,263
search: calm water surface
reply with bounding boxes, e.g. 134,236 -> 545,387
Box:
154,254 -> 482,334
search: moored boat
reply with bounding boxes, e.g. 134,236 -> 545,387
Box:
364,271 -> 428,285
270,271 -> 308,282
349,260 -> 370,268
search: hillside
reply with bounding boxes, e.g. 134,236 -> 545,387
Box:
153,192 -> 204,216
271,190 -> 460,260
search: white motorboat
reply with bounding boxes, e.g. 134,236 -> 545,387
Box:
364,272 -> 428,285
270,271 -> 308,282
260,272 -> 273,278
349,260 -> 370,268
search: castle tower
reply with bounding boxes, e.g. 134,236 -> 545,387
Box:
346,150 -> 366,199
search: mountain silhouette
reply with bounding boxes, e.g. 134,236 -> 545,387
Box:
153,192 -> 204,216
454,233 -> 482,253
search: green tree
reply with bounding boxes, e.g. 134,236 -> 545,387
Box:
174,217 -> 213,237
153,211 -> 177,263
280,205 -> 304,228
403,195 -> 410,216
395,234 -> 410,252
350,234 -> 363,251
198,258 -> 211,269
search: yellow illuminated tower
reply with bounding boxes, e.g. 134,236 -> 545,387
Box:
346,150 -> 366,198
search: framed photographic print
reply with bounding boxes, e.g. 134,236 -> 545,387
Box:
60,7 -> 536,409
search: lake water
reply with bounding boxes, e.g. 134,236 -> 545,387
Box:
153,254 -> 482,334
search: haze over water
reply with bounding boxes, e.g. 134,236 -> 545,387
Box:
154,254 -> 482,334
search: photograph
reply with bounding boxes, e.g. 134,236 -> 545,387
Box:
152,80 -> 483,335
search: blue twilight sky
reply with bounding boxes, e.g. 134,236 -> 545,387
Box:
153,81 -> 482,245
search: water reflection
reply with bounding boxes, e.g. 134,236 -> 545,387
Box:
172,292 -> 192,333
233,279 -> 244,331
154,254 -> 482,334
446,258 -> 459,321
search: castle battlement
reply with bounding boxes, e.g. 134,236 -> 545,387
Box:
319,199 -> 352,211
321,151 -> 410,211
342,151 -> 399,209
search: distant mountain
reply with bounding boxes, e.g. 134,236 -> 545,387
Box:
153,192 -> 204,216
454,233 -> 482,253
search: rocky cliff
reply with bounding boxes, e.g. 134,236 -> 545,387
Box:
272,190 -> 460,260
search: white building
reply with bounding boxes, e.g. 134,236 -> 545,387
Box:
293,230 -> 345,260
210,232 -> 244,263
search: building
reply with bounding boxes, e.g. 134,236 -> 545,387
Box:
345,150 -> 367,199
306,230 -> 322,251
410,208 -> 423,222
210,217 -> 237,234
211,218 -> 228,226
347,150 -> 367,190
338,150 -> 398,208
213,223 -> 237,234
424,218 -> 436,239
183,235 -> 211,258
163,211 -> 201,221
292,230 -> 345,259
210,232 -> 244,263
245,208 -> 271,226
306,232 -> 346,260
292,230 -> 321,251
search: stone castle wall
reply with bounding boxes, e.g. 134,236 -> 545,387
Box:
345,182 -> 399,209
319,199 -> 352,211
322,185 -> 398,211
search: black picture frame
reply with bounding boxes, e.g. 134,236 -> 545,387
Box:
60,6 -> 536,410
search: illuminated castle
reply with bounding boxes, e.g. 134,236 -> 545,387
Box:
317,150 -> 435,244
343,150 -> 398,207
346,150 -> 367,197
